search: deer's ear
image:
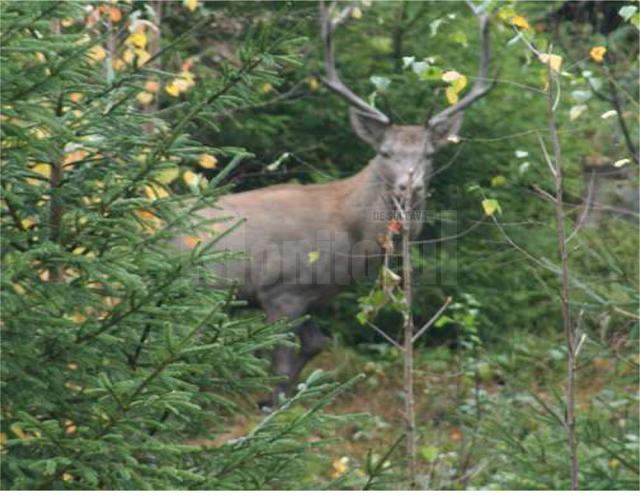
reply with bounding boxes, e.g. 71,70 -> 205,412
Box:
430,113 -> 464,148
349,108 -> 388,148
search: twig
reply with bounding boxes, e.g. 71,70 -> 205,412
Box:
366,321 -> 402,350
413,296 -> 452,343
566,170 -> 595,244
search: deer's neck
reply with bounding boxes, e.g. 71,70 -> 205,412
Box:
341,158 -> 394,240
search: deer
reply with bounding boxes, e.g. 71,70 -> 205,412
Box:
175,0 -> 493,406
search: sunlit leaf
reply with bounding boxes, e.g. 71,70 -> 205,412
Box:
481,198 -> 502,216
538,53 -> 562,72
198,153 -> 218,169
491,175 -> 506,187
184,0 -> 199,12
308,251 -> 320,264
165,82 -> 180,97
589,46 -> 606,63
569,104 -> 587,121
136,91 -> 154,105
88,45 -> 106,62
510,15 -> 530,30
154,167 -> 180,184
614,158 -> 631,168
127,32 -> 147,49
445,86 -> 459,105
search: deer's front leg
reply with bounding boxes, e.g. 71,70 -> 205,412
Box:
268,318 -> 329,405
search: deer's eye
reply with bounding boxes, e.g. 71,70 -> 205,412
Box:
379,149 -> 392,159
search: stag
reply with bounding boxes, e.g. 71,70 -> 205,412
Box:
177,0 -> 492,405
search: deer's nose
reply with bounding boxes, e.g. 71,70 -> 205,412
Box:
395,180 -> 424,196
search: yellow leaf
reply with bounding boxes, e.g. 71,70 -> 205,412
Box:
12,283 -> 26,295
330,456 -> 350,479
589,46 -> 606,63
136,209 -> 162,233
88,45 -> 106,62
308,77 -> 320,92
112,57 -> 126,71
20,218 -> 35,229
136,91 -> 154,105
180,70 -> 195,86
28,163 -> 51,185
135,49 -> 151,67
491,175 -> 507,187
510,15 -> 530,30
351,6 -> 363,19
122,48 -> 135,64
445,86 -> 459,105
0,432 -> 7,446
127,32 -> 147,49
64,149 -> 88,167
61,473 -> 74,482
69,92 -> 83,103
183,235 -> 201,249
183,170 -> 201,188
538,53 -> 562,73
154,167 -> 180,184
145,81 -> 160,93
261,83 -> 273,94
441,70 -> 462,83
184,0 -> 199,12
308,251 -> 320,264
198,153 -> 218,169
165,81 -> 181,97
174,72 -> 195,92
481,198 -> 501,216
451,74 -> 467,93
10,424 -> 27,440
143,184 -> 169,200
66,362 -> 79,370
32,127 -> 51,139
68,312 -> 86,324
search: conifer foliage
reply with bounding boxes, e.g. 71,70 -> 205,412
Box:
0,1 -> 353,489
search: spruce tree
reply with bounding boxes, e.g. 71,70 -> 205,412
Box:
0,1 -> 358,489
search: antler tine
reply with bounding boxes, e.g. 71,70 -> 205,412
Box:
320,0 -> 390,124
428,2 -> 493,128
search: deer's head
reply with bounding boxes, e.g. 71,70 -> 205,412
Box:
320,0 -> 492,200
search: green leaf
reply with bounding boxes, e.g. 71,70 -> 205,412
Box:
370,75 -> 391,93
481,198 -> 502,216
420,445 -> 439,462
449,30 -> 468,47
619,5 -> 638,21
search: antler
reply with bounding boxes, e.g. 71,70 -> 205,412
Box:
428,0 -> 493,128
320,0 -> 390,124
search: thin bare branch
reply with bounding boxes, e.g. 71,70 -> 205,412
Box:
366,321 -> 402,350
566,170 -> 595,244
412,296 -> 452,343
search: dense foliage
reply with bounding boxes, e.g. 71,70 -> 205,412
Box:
0,1 -> 360,489
1,0 -> 638,490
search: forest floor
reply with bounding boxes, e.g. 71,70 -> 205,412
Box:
189,329 -> 638,489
